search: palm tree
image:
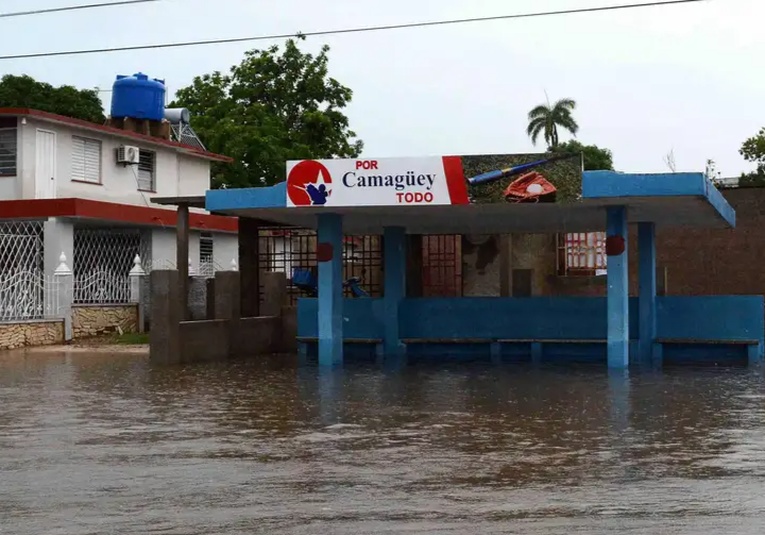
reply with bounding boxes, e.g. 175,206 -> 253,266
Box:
526,97 -> 579,149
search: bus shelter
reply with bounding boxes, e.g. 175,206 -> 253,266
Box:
204,156 -> 763,369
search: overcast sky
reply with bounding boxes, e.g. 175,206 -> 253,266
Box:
1,0 -> 761,176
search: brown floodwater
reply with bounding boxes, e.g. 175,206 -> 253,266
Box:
1,351 -> 764,534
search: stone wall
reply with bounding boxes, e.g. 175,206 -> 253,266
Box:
72,305 -> 138,339
0,321 -> 64,350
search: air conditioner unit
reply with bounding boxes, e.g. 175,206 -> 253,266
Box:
116,145 -> 140,165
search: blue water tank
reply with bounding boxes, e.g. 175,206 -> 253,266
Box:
110,73 -> 166,121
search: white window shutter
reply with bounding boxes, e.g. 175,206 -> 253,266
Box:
72,136 -> 101,183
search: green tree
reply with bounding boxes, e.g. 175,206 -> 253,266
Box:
0,74 -> 105,123
526,97 -> 579,149
739,127 -> 765,187
552,140 -> 614,171
171,37 -> 363,188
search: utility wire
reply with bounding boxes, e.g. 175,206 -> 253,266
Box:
0,0 -> 161,19
0,0 -> 708,60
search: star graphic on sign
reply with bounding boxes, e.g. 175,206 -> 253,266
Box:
293,169 -> 332,205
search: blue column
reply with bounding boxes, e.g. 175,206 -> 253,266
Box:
317,213 -> 343,367
638,222 -> 657,365
607,206 -> 629,369
383,226 -> 407,357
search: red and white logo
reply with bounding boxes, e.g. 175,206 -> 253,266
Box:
287,160 -> 332,206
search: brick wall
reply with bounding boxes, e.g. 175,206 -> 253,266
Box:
647,187 -> 765,296
458,188 -> 765,298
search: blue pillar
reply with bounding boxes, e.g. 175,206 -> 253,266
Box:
317,213 -> 343,367
383,227 -> 406,357
638,222 -> 657,365
607,206 -> 629,369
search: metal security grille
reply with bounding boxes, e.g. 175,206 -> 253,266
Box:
73,227 -> 144,304
199,232 -> 215,278
0,220 -> 47,321
422,235 -> 463,296
258,228 -> 383,305
557,232 -> 607,276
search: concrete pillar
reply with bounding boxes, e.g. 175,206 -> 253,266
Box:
129,254 -> 146,333
214,270 -> 240,359
499,234 -> 513,297
607,206 -> 629,369
383,226 -> 406,357
176,204 -> 190,320
261,271 -> 287,317
239,217 -> 261,318
205,278 -> 216,320
53,252 -> 73,342
317,213 -> 343,367
214,271 -> 241,320
43,218 -> 73,278
638,223 -> 657,364
149,270 -> 181,365
406,235 -> 423,297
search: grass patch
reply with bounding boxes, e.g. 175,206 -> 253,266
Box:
112,332 -> 149,345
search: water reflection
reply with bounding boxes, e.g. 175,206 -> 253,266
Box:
1,352 -> 764,534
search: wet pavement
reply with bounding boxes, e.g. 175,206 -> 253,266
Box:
1,351 -> 764,534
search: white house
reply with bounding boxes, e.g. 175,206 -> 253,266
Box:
0,107 -> 238,321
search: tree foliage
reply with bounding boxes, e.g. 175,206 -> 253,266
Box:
171,38 -> 363,188
739,127 -> 765,187
0,74 -> 105,123
553,140 -> 614,171
526,97 -> 579,149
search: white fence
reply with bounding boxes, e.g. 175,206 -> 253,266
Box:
0,271 -> 64,322
73,270 -> 132,305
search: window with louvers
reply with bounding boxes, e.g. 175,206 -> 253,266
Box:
71,136 -> 101,183
137,149 -> 155,191
0,128 -> 17,176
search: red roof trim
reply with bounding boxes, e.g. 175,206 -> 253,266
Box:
0,108 -> 233,163
0,198 -> 238,233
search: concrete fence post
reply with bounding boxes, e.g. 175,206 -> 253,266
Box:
53,252 -> 73,342
261,271 -> 287,317
214,270 -> 241,359
150,270 -> 181,365
129,254 -> 147,333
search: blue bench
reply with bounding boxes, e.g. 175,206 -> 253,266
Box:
402,338 -> 607,362
653,338 -> 761,363
498,338 -> 607,362
296,336 -> 383,359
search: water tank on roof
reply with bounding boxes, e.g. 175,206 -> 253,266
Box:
110,73 -> 166,121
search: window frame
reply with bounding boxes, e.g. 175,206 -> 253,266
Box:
71,135 -> 102,185
137,149 -> 156,192
557,232 -> 607,277
0,126 -> 18,177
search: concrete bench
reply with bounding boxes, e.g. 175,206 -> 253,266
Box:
654,338 -> 761,363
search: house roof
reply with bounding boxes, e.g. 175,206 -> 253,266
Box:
0,108 -> 233,163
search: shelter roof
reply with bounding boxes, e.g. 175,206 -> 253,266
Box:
201,171 -> 735,235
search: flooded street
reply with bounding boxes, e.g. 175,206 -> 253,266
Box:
1,352 -> 765,534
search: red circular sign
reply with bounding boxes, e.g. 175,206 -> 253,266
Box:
287,160 -> 333,206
